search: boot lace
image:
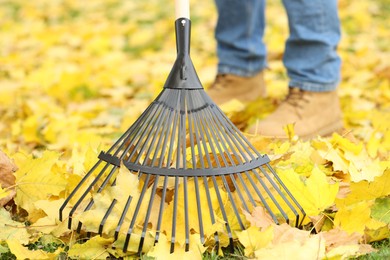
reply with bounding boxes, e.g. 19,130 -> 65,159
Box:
209,74 -> 232,90
283,88 -> 311,118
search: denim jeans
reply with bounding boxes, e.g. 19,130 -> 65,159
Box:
214,0 -> 341,91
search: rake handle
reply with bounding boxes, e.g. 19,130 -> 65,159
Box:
175,0 -> 190,19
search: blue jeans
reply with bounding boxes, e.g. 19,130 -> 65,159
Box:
215,0 -> 341,91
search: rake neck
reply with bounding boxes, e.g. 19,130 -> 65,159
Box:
163,18 -> 203,89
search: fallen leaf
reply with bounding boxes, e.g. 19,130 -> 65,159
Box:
67,236 -> 113,259
278,166 -> 339,216
13,151 -> 68,213
236,225 -> 274,258
0,208 -> 30,245
0,150 -> 17,206
7,239 -> 62,260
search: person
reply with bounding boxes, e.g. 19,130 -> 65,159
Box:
207,0 -> 343,139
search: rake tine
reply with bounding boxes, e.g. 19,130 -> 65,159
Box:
258,165 -> 300,223
252,167 -> 290,223
148,99 -> 174,167
183,176 -> 190,251
115,195 -> 132,240
76,199 -> 95,233
123,173 -> 151,253
197,104 -> 247,231
221,175 -> 245,229
203,176 -> 220,251
192,93 -> 221,248
59,159 -> 103,222
194,177 -> 205,243
170,176 -> 180,253
99,199 -> 117,235
67,162 -> 111,228
244,170 -> 280,224
205,100 -> 302,225
229,173 -> 250,212
206,117 -> 256,217
194,103 -> 237,247
125,99 -> 165,162
212,99 -> 260,157
154,176 -> 168,244
138,175 -> 159,255
236,172 -> 257,207
165,91 -> 180,168
133,96 -> 172,165
211,176 -> 234,252
75,164 -> 119,232
266,164 -> 306,227
188,94 -> 206,244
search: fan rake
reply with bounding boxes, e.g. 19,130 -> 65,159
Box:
59,1 -> 305,255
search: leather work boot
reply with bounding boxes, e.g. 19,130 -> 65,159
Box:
207,72 -> 266,105
247,87 -> 343,139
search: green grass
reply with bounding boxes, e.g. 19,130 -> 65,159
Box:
356,238 -> 390,260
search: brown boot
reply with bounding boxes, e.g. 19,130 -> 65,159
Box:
247,87 -> 343,139
207,72 -> 266,105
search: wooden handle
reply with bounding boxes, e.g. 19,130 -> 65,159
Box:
175,0 -> 190,19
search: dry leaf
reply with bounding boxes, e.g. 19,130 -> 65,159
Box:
0,150 -> 17,206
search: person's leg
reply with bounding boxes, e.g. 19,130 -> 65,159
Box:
215,0 -> 267,77
208,0 -> 267,104
282,0 -> 341,91
247,0 -> 343,138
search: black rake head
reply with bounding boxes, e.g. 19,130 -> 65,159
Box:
59,18 -> 305,255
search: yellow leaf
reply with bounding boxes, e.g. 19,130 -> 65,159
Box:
344,148 -> 385,182
243,206 -> 274,229
254,233 -> 325,260
313,137 -> 349,173
338,169 -> 390,205
278,167 -> 339,216
236,225 -> 273,257
67,236 -> 112,259
325,244 -> 360,260
0,186 -> 10,201
0,208 -> 30,244
332,132 -> 363,155
334,201 -> 372,234
364,225 -> 390,243
31,199 -> 68,235
7,239 -> 61,260
13,151 -> 67,213
319,228 -> 371,259
147,233 -> 206,260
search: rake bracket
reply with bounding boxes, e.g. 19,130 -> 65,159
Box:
98,151 -> 120,167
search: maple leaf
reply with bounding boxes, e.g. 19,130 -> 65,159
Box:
0,208 -> 30,244
236,225 -> 274,258
7,239 -> 62,260
146,233 -> 206,260
278,166 -> 339,216
319,228 -> 376,259
31,199 -> 70,236
243,206 -> 274,229
255,224 -> 325,259
13,151 -> 68,213
67,236 -> 113,259
337,169 -> 390,206
334,200 -> 388,238
371,197 -> 390,224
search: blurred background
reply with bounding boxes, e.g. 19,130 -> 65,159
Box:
0,0 -> 389,158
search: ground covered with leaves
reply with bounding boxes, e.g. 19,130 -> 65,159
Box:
0,0 -> 389,259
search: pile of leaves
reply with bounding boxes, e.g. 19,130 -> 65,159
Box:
0,0 -> 389,259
